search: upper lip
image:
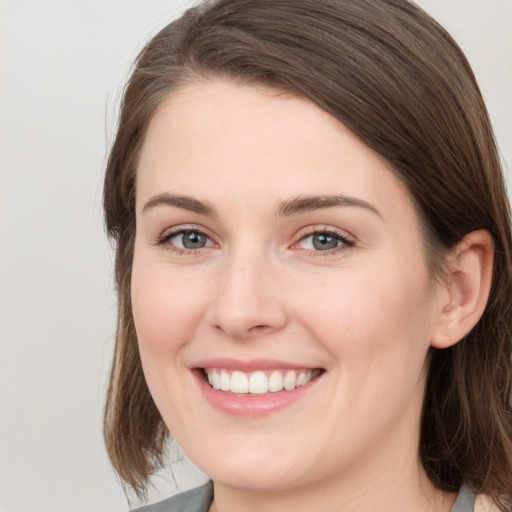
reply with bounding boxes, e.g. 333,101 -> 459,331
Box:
194,358 -> 323,372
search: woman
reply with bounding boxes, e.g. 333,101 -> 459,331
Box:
103,1 -> 512,511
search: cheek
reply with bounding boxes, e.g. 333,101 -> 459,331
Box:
130,257 -> 213,422
297,264 -> 434,367
130,258 -> 207,361
297,267 -> 434,440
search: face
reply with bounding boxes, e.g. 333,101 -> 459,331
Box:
132,79 -> 444,493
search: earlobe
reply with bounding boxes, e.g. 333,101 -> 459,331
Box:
431,230 -> 494,349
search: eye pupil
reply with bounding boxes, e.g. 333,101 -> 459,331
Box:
183,232 -> 206,249
313,233 -> 339,250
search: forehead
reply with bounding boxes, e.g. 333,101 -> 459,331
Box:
136,79 -> 416,222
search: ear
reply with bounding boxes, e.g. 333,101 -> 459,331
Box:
430,230 -> 494,349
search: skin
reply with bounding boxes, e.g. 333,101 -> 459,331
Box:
131,79 -> 463,512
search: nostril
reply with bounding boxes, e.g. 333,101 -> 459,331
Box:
251,324 -> 270,331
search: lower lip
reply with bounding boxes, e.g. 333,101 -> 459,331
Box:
193,370 -> 323,417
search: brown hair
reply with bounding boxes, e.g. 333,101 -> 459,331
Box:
103,0 -> 512,507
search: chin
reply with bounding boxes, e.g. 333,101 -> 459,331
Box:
204,462 -> 312,493
179,433 -> 317,493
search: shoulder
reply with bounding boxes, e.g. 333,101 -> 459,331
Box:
452,486 -> 505,512
474,494 -> 504,512
130,481 -> 213,512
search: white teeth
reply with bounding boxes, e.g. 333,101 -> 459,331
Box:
248,371 -> 268,394
296,371 -> 311,387
283,370 -> 296,390
204,368 -> 317,394
230,371 -> 249,393
268,371 -> 283,392
207,370 -> 221,390
220,371 -> 231,391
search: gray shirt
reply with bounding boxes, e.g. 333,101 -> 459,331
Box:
131,481 -> 475,512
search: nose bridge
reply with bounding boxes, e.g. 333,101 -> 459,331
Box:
209,240 -> 287,339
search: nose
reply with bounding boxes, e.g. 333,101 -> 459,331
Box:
207,250 -> 288,340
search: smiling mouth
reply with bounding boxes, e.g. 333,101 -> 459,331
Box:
202,368 -> 324,395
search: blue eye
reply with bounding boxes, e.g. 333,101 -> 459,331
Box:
158,229 -> 214,251
310,233 -> 341,250
173,231 -> 209,249
297,230 -> 353,252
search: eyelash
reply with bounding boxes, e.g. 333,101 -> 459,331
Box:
155,226 -> 217,256
292,227 -> 355,257
155,226 -> 355,257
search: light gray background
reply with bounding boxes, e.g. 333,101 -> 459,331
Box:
0,1 -> 511,511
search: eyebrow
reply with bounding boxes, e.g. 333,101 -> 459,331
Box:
276,194 -> 382,218
141,192 -> 381,219
142,193 -> 218,216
